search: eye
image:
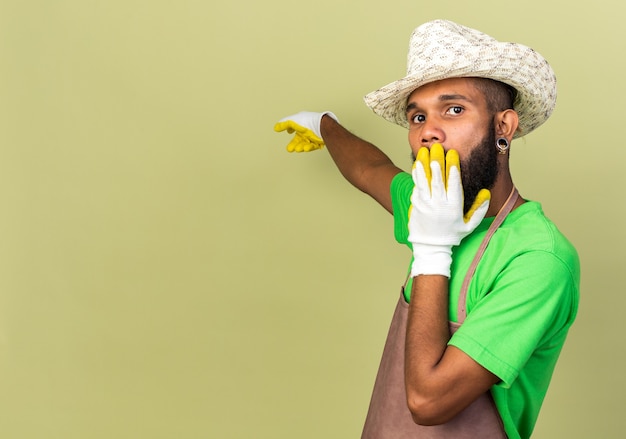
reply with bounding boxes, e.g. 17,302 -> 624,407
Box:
446,106 -> 464,115
411,113 -> 426,124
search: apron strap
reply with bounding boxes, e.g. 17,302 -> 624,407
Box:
457,187 -> 519,323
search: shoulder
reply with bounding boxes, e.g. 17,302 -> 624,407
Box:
454,200 -> 580,330
500,201 -> 580,275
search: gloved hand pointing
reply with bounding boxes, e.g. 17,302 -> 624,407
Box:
408,144 -> 491,278
274,111 -> 338,152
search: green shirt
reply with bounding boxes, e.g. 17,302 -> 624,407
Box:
391,172 -> 580,439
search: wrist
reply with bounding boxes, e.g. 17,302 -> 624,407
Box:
410,243 -> 452,278
319,112 -> 338,139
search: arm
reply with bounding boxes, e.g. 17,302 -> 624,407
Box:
319,115 -> 403,214
404,275 -> 499,425
275,111 -> 403,214
405,144 -> 494,425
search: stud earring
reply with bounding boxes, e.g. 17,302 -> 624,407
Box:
496,137 -> 510,155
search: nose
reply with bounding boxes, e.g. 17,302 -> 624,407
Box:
419,118 -> 445,147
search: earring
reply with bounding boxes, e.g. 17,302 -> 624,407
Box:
496,137 -> 510,155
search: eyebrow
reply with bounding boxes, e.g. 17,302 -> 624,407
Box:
406,94 -> 473,114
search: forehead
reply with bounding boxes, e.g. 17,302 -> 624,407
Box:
407,77 -> 486,106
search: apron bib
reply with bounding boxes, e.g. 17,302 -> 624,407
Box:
361,188 -> 518,439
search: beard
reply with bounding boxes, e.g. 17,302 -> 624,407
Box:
410,122 -> 499,216
459,123 -> 499,215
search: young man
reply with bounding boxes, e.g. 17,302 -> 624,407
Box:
274,20 -> 579,439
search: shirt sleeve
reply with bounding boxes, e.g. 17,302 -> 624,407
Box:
448,250 -> 579,387
390,171 -> 413,247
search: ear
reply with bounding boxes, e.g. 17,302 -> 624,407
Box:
494,109 -> 519,140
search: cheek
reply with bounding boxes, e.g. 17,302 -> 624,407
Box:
407,129 -> 421,154
450,129 -> 484,157
409,146 -> 421,163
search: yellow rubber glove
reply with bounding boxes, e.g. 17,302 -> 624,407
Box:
408,143 -> 491,277
273,111 -> 337,153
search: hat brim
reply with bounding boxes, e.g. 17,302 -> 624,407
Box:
364,37 -> 556,138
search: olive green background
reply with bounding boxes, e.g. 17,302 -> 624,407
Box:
1,0 -> 622,438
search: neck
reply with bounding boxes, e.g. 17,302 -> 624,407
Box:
485,171 -> 523,217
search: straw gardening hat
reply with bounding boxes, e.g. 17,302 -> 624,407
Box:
363,20 -> 557,138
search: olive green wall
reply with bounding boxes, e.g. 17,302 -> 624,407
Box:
1,0 -> 622,437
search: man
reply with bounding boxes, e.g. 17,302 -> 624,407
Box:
274,20 -> 579,439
